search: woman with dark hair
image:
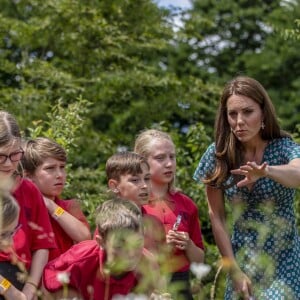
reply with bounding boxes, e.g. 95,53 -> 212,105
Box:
194,76 -> 300,299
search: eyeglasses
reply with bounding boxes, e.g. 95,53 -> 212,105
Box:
0,224 -> 22,240
0,149 -> 24,164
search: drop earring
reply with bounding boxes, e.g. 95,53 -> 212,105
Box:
261,121 -> 265,130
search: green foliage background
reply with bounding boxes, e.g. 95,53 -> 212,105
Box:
1,0 -> 300,298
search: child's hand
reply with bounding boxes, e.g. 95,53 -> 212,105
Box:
166,230 -> 190,250
42,196 -> 56,213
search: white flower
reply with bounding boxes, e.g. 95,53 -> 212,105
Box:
190,263 -> 211,280
56,272 -> 70,284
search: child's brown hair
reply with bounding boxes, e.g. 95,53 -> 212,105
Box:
105,152 -> 149,182
21,137 -> 67,176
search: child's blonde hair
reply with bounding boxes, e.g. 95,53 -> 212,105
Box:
95,197 -> 142,240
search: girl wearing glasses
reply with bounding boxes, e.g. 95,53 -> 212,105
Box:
0,111 -> 56,300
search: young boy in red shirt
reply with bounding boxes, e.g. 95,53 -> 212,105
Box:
104,152 -> 169,294
21,137 -> 90,261
104,152 -> 166,254
42,198 -> 154,300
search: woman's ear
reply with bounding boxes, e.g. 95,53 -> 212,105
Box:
108,179 -> 119,194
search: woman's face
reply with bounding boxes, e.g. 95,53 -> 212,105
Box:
0,140 -> 22,178
227,94 -> 264,144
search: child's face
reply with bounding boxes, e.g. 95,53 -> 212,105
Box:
113,163 -> 151,206
0,141 -> 23,178
105,229 -> 144,275
147,138 -> 176,187
30,157 -> 66,200
0,218 -> 19,252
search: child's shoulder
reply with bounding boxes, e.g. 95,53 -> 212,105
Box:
47,240 -> 101,272
170,191 -> 198,210
13,178 -> 43,204
171,191 -> 195,203
61,240 -> 100,263
14,178 -> 39,193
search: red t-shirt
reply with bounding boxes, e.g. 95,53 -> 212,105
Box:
142,191 -> 204,272
43,240 -> 142,300
49,197 -> 90,261
0,179 -> 56,269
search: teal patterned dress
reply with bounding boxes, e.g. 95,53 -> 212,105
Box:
193,137 -> 300,300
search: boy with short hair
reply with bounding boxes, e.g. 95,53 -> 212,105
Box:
103,152 -> 166,252
104,152 -> 169,292
42,198 -> 151,300
21,137 -> 90,261
105,151 -> 151,207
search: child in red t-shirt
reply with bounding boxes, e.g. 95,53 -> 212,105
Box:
0,188 -> 26,300
105,151 -> 152,208
134,129 -> 205,300
0,111 -> 56,300
104,152 -> 166,257
21,137 -> 91,261
92,152 -> 168,296
43,198 -> 155,300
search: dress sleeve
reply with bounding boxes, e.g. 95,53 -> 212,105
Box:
281,138 -> 300,161
193,143 -> 216,183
